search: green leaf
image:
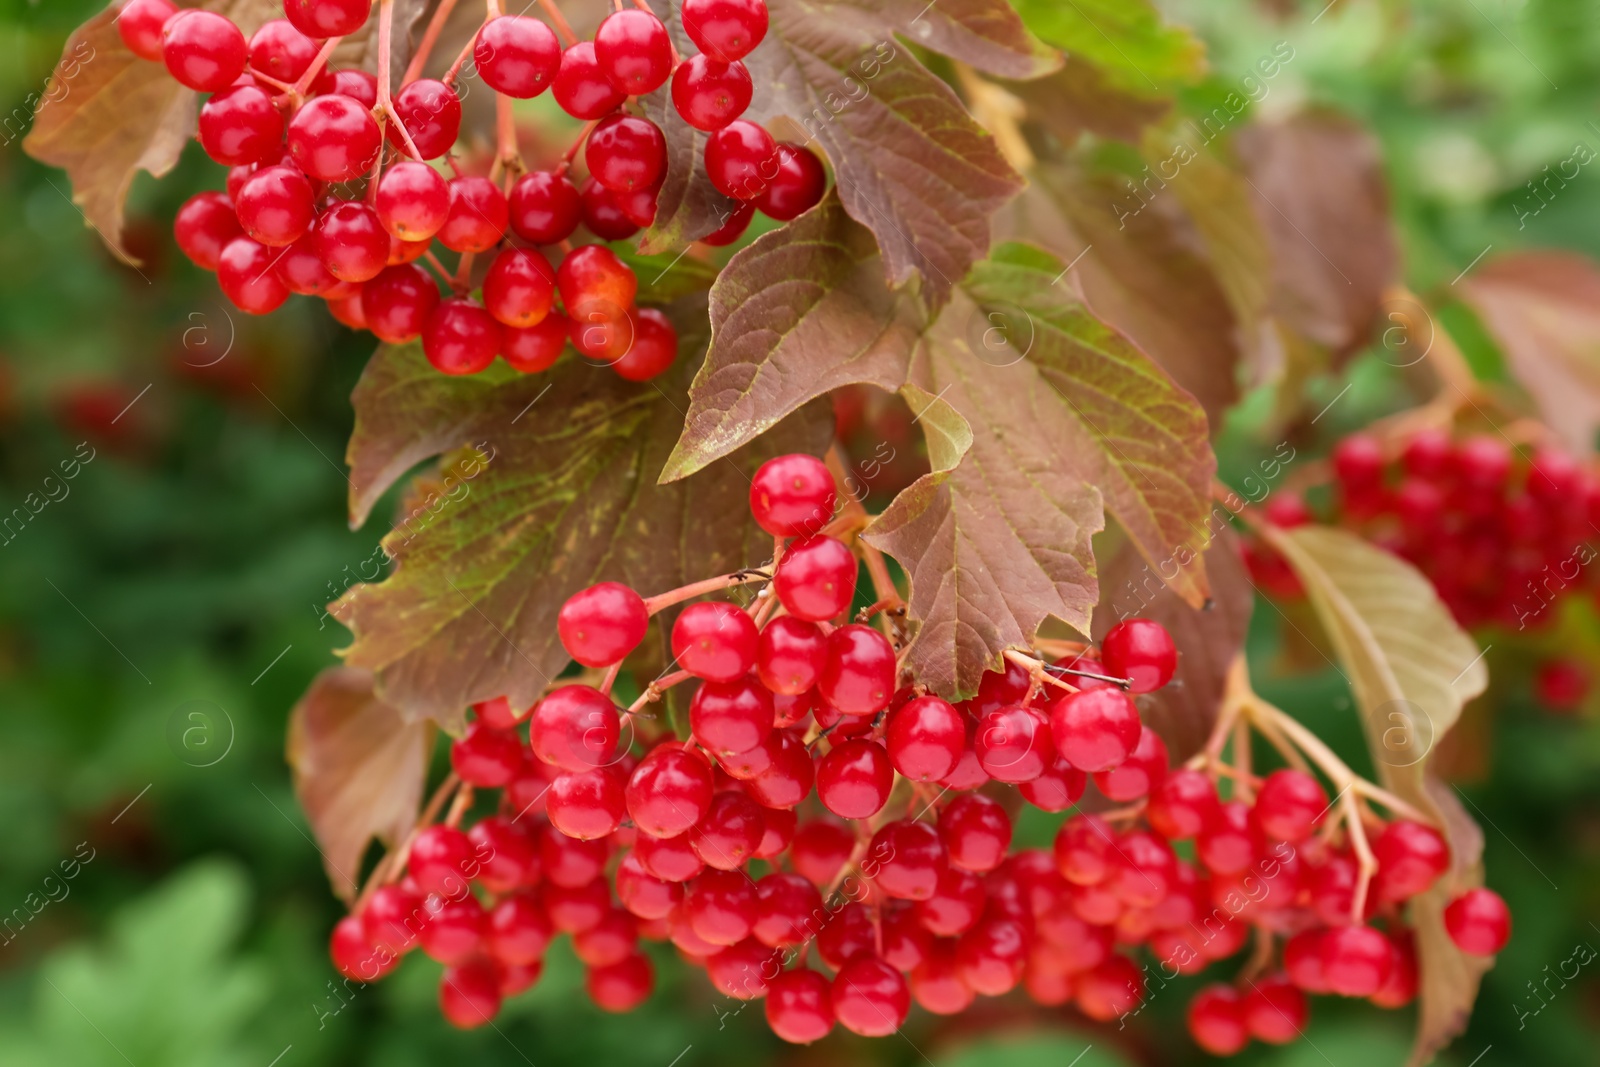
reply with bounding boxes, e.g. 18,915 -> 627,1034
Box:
1261,525 -> 1491,1067
613,246 -> 722,305
661,194 -> 925,483
334,306 -> 834,724
900,383 -> 972,474
1010,0 -> 1207,94
287,666 -> 435,901
745,0 -> 1026,303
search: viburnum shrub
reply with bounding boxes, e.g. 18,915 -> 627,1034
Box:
32,1 -> 1538,1062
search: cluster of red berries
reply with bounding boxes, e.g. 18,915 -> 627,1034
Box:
118,0 -> 825,380
1244,428 -> 1597,709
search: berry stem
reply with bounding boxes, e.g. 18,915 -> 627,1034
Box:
442,31 -> 479,87
1343,786 -> 1378,923
643,569 -> 772,613
292,36 -> 343,96
825,446 -> 904,640
445,781 -> 476,827
375,0 -> 427,162
536,0 -> 580,46
1002,649 -> 1078,695
253,69 -> 299,94
598,661 -> 624,696
555,119 -> 602,175
353,771 -> 462,912
495,91 -> 521,174
403,0 -> 462,85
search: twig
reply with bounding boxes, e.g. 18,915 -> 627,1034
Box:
403,0 -> 462,84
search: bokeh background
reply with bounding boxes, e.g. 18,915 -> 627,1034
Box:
3,1 -> 1599,1065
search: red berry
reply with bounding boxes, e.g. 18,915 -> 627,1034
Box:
616,851 -> 682,919
316,201 -> 389,282
818,623 -> 895,715
217,236 -> 291,314
585,115 -> 667,194
502,314 -> 569,373
753,872 -> 822,948
832,956 -> 909,1036
690,791 -> 765,870
1444,887 -> 1511,955
451,720 -> 525,787
975,703 -> 1055,784
510,170 -> 582,244
681,0 -> 769,62
940,793 -> 1012,872
1535,658 -> 1589,711
284,0 -> 372,39
1187,985 -> 1248,1055
594,10 -> 673,95
1371,819 -> 1449,902
911,942 -> 974,1014
409,824 -> 477,897
475,15 -> 561,98
1092,725 -> 1167,801
557,581 -> 648,667
423,298 -> 501,374
1454,435 -> 1511,489
363,263 -> 441,343
750,453 -> 835,536
1254,768 -> 1328,842
557,244 -> 638,321
705,119 -> 777,200
483,248 -> 556,329
437,176 -> 509,254
1054,813 -> 1114,885
467,816 -> 539,892
745,730 -> 814,809
1049,687 -> 1142,772
701,199 -> 756,246
528,684 -> 619,771
753,618 -> 824,696
1100,617 -> 1177,693
198,83 -> 283,167
248,19 -> 319,86
1370,930 -> 1419,1007
570,307 -> 637,364
375,160 -> 451,241
362,883 -> 422,957
119,0 -> 178,61
1321,924 -> 1394,997
671,601 -> 759,682
815,737 -> 893,819
274,234 -> 343,295
913,865 -> 985,936
755,143 -> 827,221
417,895 -> 485,965
439,959 -> 502,1028
587,953 -> 654,1011
236,165 -> 315,247
543,878 -> 612,933
671,55 -> 753,131
625,742 -> 713,837
547,765 -> 628,840
174,192 -> 242,271
956,915 -> 1028,994
1018,757 -> 1087,812
578,177 -> 643,240
689,675 -> 773,756
766,967 -> 835,1043
773,536 -> 856,621
1196,800 -> 1261,876
1244,973 -> 1308,1043
552,42 -> 626,120
684,867 -> 758,945
885,695 -> 964,782
1076,955 -> 1144,1021
1146,768 -> 1219,839
327,68 -> 378,107
288,94 -> 381,182
1332,432 -> 1385,487
606,307 -> 676,380
162,10 -> 247,93
635,827 -> 706,882
389,78 -> 461,160
330,914 -> 389,981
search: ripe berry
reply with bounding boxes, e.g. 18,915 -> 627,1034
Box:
702,200 -> 756,246
671,55 -> 752,131
1054,813 -> 1114,884
1092,725 -> 1167,801
547,765 -> 628,839
1196,800 -> 1261,876
557,581 -> 648,667
363,263 -> 441,343
409,824 -> 477,897
423,298 -> 501,374
1370,931 -> 1419,1008
437,176 -> 509,254
327,68 -> 378,107
543,878 -> 612,933
439,959 -> 502,1028
481,248 -> 555,329
467,816 -> 538,891
1453,435 -> 1511,490
1187,985 -> 1248,1055
273,234 -> 342,295
119,0 -> 178,62
288,94 -> 381,182
1018,757 -> 1087,812
1332,432 -> 1385,487
198,84 -> 283,167
1244,973 -> 1308,1043
885,695 -> 964,782
1099,617 -> 1177,693
773,536 -> 856,621
816,737 -> 893,818
174,192 -> 243,270
1371,819 -> 1449,902
754,616 -> 826,695
503,314 -> 569,373
625,742 -> 713,838
528,684 -> 619,771
751,454 -> 835,536
690,791 -> 765,870
1146,767 -> 1220,839
745,731 -> 815,809
316,201 -> 389,282
1321,924 -> 1394,997
248,18 -> 319,83
284,0 -> 372,39
939,793 -> 1012,872
557,244 -> 638,322
235,165 -> 315,247
681,0 -> 769,63
755,143 -> 827,221
217,237 -> 291,314
594,10 -> 673,95
475,15 -> 561,98
975,704 -> 1054,783
326,289 -> 367,329
1535,658 -> 1589,711
818,624 -> 895,715
162,10 -> 247,93
611,308 -> 678,381
766,967 -> 835,1043
689,675 -> 773,755
587,953 -> 654,1011
448,720 -> 523,787
417,895 -> 485,965
684,867 -> 758,945
705,120 -> 777,200
374,160 -> 451,241
330,914 -> 387,981
586,115 -> 668,194
832,956 -> 909,1037
389,79 -> 460,159
1253,768 -> 1328,842
578,178 -> 642,240
510,170 -> 582,244
671,601 -> 759,681
1076,955 -> 1145,1021
1049,687 -> 1142,772
1444,887 -> 1511,955
571,308 -> 637,364
552,42 -> 626,119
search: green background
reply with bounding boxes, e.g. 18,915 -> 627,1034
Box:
1,1 -> 1598,1065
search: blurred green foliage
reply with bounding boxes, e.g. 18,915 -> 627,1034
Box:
1,1 -> 1598,1066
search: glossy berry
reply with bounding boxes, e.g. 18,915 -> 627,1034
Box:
364,264 -> 441,343
819,624 -> 896,715
570,308 -> 637,364
475,15 -> 561,98
503,314 -> 569,373
288,94 -> 381,182
1371,819 -> 1450,902
671,601 -> 759,682
1049,687 -> 1142,772
975,704 -> 1055,783
552,42 -> 626,120
606,307 -> 677,381
1091,725 -> 1166,801
1187,985 -> 1248,1055
1245,974 -> 1308,1043
248,19 -> 319,83
816,737 -> 893,818
510,171 -> 582,244
527,684 -> 618,771
547,765 -> 627,840
1253,769 -> 1328,842
1100,618 -> 1177,693
236,165 -> 315,247
1444,887 -> 1511,955
594,10 -> 673,95
586,115 -> 667,194
557,582 -> 648,667
1146,768 -> 1219,839
751,453 -> 835,536
437,176 -> 508,254
480,248 -> 554,329
174,192 -> 242,271
626,742 -> 713,837
832,956 -> 909,1037
557,244 -> 638,323
1321,925 -> 1394,997
689,675 -> 773,756
701,200 -> 756,246
939,793 -> 1012,872
690,791 -> 765,870
439,959 -> 501,1028
671,55 -> 753,131
681,0 -> 769,63
328,68 -> 378,107
684,868 -> 758,945
162,10 -> 247,93
217,237 -> 291,314
390,79 -> 461,160
752,617 -> 823,696
578,178 -> 643,240
198,84 -> 283,167
870,820 -> 946,901
284,0 -> 372,39
705,120 -> 777,200
316,201 -> 389,282
885,695 -> 964,782
375,161 -> 451,241
766,968 -> 834,1043
409,824 -> 476,897
755,143 -> 827,221
119,0 -> 177,61
773,536 -> 856,621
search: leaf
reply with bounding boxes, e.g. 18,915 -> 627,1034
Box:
1010,0 -> 1207,94
1235,110 -> 1398,358
613,246 -> 722,305
661,194 -> 925,483
23,1 -> 285,267
1091,525 -> 1253,762
899,383 -> 971,474
744,0 -> 1025,303
1458,251 -> 1600,455
1260,525 -> 1491,1067
287,666 -> 435,901
875,0 -> 1061,80
336,302 -> 834,723
1001,58 -> 1171,147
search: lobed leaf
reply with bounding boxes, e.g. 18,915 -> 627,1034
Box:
1009,0 -> 1206,94
286,667 -> 435,902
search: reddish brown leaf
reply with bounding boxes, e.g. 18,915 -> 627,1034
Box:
1458,251 -> 1600,455
1002,59 -> 1170,147
1235,110 -> 1397,358
287,666 -> 435,902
